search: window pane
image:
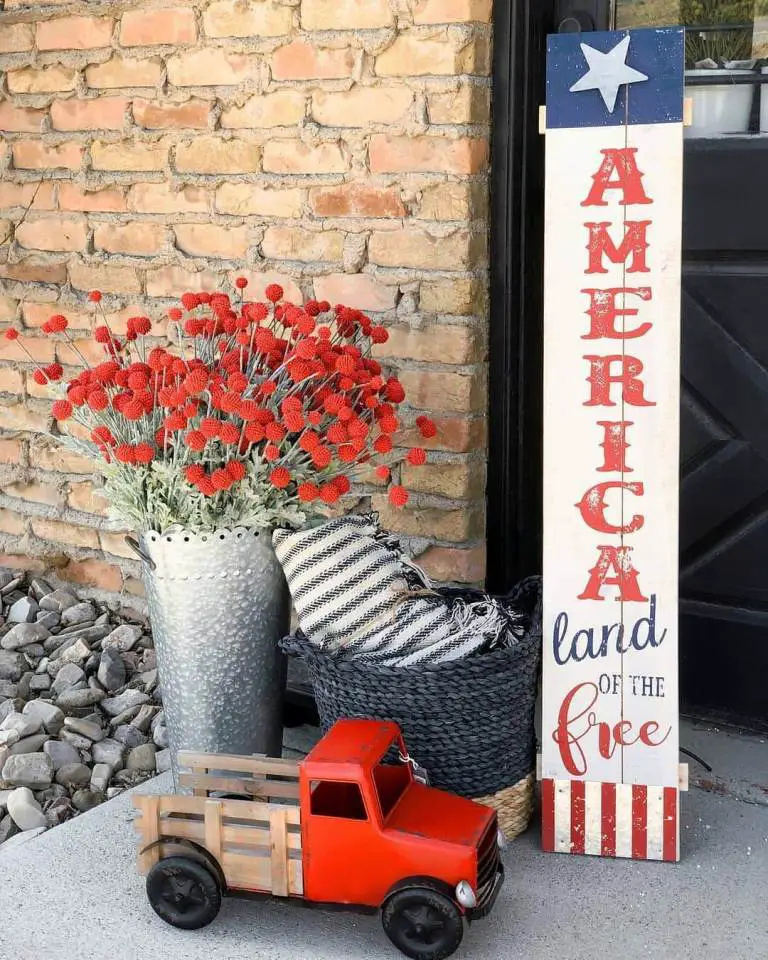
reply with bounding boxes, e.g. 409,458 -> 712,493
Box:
617,0 -> 681,27
309,780 -> 367,820
373,762 -> 410,818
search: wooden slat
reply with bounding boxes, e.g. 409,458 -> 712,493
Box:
177,751 -> 300,779
289,859 -> 303,896
204,800 -> 223,863
178,773 -> 300,801
270,808 -> 289,897
221,852 -> 272,891
154,794 -> 300,825
153,814 -> 302,852
136,795 -> 161,874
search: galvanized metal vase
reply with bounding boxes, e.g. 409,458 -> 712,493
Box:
136,527 -> 289,783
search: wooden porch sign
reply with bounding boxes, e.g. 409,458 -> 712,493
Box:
541,27 -> 685,862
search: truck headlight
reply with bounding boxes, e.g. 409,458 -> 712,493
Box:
455,880 -> 477,909
497,828 -> 507,851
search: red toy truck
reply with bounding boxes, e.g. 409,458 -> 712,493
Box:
134,719 -> 504,960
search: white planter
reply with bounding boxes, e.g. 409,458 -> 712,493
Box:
760,67 -> 768,132
684,69 -> 755,138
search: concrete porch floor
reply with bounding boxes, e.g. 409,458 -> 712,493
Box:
1,720 -> 766,960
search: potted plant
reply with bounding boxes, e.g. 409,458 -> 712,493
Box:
683,0 -> 757,137
2,281 -> 431,781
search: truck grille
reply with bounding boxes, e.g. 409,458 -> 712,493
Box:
476,816 -> 500,907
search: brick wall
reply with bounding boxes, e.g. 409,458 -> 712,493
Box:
0,0 -> 492,603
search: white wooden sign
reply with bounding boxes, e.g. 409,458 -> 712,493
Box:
541,27 -> 685,861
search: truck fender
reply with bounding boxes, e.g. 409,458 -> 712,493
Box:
381,876 -> 461,911
139,837 -> 228,893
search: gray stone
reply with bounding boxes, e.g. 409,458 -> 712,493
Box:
0,812 -> 18,844
54,687 -> 106,712
10,735 -> 51,755
155,748 -> 172,774
55,638 -> 92,666
50,662 -> 85,695
87,676 -> 105,695
0,789 -> 10,813
0,570 -> 17,591
140,650 -> 157,672
35,657 -> 50,674
126,743 -> 156,772
130,705 -> 158,733
106,787 -> 123,800
97,648 -> 126,692
58,730 -> 92,751
139,669 -> 158,693
35,611 -> 60,632
92,738 -> 125,772
101,689 -> 149,717
57,625 -> 110,645
63,717 -> 104,742
55,762 -> 91,788
90,763 -> 111,793
2,752 -> 53,788
21,643 -> 45,660
42,740 -> 80,771
94,612 -> 110,627
44,795 -> 76,828
111,769 -> 147,789
6,786 -> 47,831
60,601 -> 97,626
153,724 -> 168,749
0,711 -> 42,739
113,725 -> 148,749
0,699 -> 22,723
7,597 -> 39,624
108,706 -> 143,727
101,624 -> 142,653
22,699 -> 65,735
0,680 -> 18,698
0,650 -> 24,681
39,590 -> 78,614
1,622 -> 50,651
29,579 -> 53,601
0,729 -> 19,748
28,674 -> 51,693
71,789 -> 103,813
35,784 -> 67,805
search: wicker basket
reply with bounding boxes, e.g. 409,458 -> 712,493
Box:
280,577 -> 541,839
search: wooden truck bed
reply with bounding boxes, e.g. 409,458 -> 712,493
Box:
133,751 -> 304,897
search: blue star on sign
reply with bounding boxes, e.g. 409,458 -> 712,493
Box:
546,27 -> 684,129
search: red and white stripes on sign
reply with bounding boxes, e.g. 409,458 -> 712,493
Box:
541,779 -> 679,862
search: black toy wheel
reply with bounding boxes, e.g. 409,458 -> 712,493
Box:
146,856 -> 222,930
382,887 -> 464,960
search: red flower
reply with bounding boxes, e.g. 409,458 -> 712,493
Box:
379,416 -> 398,434
115,443 -> 135,464
212,468 -> 233,491
265,283 -> 284,303
45,363 -> 64,381
260,379 -> 277,396
371,327 -> 389,344
244,422 -> 265,443
335,476 -> 351,495
200,417 -> 221,439
283,411 -> 305,433
94,325 -> 111,344
384,377 -> 405,403
68,384 -> 87,405
168,308 -> 183,321
4,327 -> 19,340
374,435 -> 393,454
407,447 -> 427,466
264,443 -> 280,462
270,466 -> 291,489
376,465 -> 390,481
185,464 -> 205,483
235,276 -> 248,290
128,316 -> 152,336
388,485 -> 409,507
165,411 -> 188,432
134,443 -> 155,465
219,423 -> 240,445
184,430 -> 207,452
92,426 -> 116,446
226,460 -> 247,482
181,292 -> 199,311
127,370 -> 150,391
88,290 -> 102,303
319,482 -> 340,504
335,355 -> 357,376
238,399 -> 259,421
52,399 -> 72,420
299,430 -> 320,451
308,410 -> 323,426
87,389 -> 109,411
338,444 -> 357,463
311,445 -> 332,469
265,422 -> 286,443
197,476 -> 215,496
33,369 -> 49,385
326,422 -> 347,445
123,399 -> 145,421
416,415 -> 437,439
47,314 -> 69,334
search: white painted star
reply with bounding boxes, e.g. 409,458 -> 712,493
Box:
569,35 -> 648,113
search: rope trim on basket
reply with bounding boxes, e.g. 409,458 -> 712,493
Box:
473,773 -> 536,841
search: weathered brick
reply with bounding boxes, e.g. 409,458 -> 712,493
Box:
37,16 -> 113,51
7,65 -> 77,94
0,366 -> 24,394
0,102 -> 45,133
417,181 -> 487,221
370,135 -> 487,174
0,261 -> 67,284
272,41 -> 355,81
262,227 -> 343,262
92,140 -> 168,172
69,260 -> 142,295
0,297 -> 17,322
309,184 -> 405,218
314,274 -> 397,311
398,368 -> 486,412
302,0 -> 393,29
312,87 -> 412,127
413,0 -> 492,22
15,216 -> 88,254
86,56 -> 163,89
233,270 -> 303,303
220,91 -> 306,129
145,265 -> 218,298
0,335 -> 55,364
417,544 -> 486,583
67,480 -> 109,515
204,1 -> 293,37
133,98 -> 210,129
375,34 -> 481,76
428,84 -> 490,124
0,552 -> 48,574
99,530 -> 135,560
120,7 -> 197,46
31,517 -> 100,550
128,182 -> 209,214
176,137 -> 260,174
29,439 -> 93,473
13,141 -> 83,171
0,401 -> 50,433
401,458 -> 484,498
23,302 -> 92,331
373,324 -> 482,363
107,303 -> 167,338
216,183 -> 303,218
61,558 -> 123,593
369,227 -> 483,270
0,181 -> 56,211
124,577 -> 145,597
58,184 -> 126,213
0,22 -> 34,53
420,277 -> 485,315
50,97 -> 128,132
5,479 -> 62,507
175,223 -> 249,259
262,140 -> 346,174
65,337 -> 108,366
94,222 -> 167,256
167,48 -> 260,87
0,509 -> 26,537
0,437 -> 24,463
372,497 -> 483,541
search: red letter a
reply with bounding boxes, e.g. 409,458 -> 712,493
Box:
582,148 -> 653,207
578,546 -> 648,602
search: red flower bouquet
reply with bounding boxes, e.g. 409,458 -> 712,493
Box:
3,281 -> 434,534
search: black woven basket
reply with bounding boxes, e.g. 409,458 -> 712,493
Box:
280,577 -> 541,828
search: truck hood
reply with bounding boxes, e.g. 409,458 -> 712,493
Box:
385,783 -> 495,848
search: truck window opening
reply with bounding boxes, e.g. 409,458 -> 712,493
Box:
373,762 -> 410,818
309,780 -> 367,820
